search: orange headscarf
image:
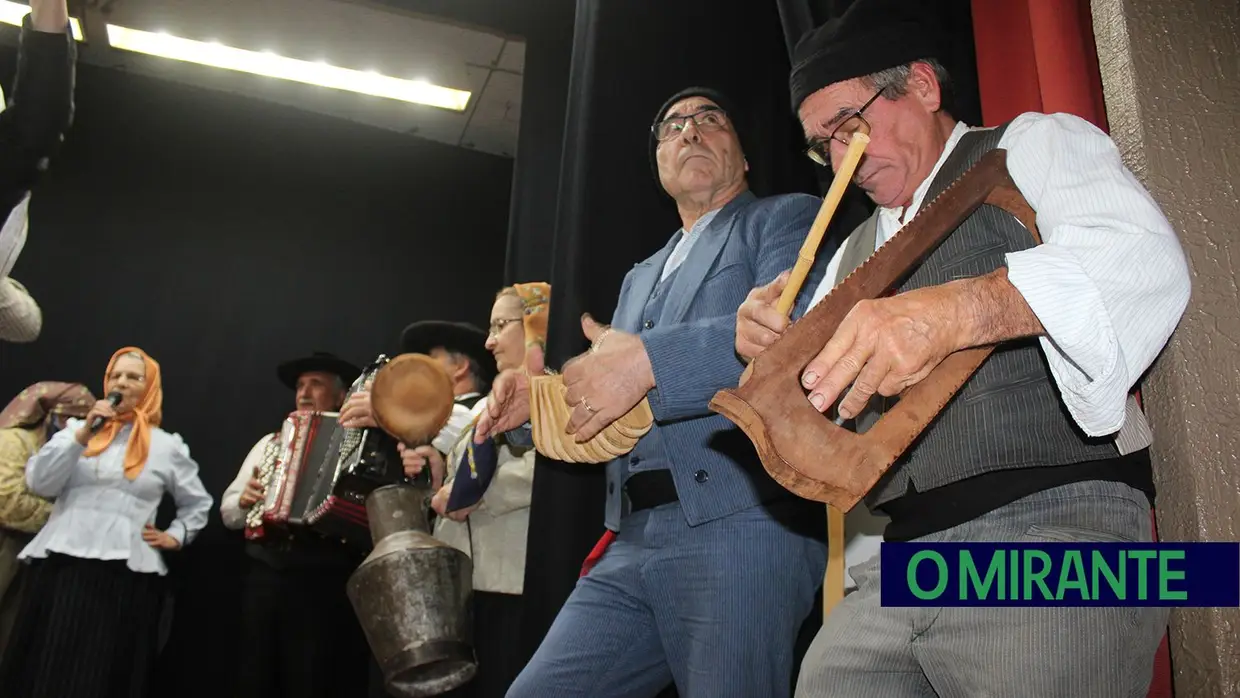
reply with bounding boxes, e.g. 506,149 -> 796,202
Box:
83,346 -> 163,481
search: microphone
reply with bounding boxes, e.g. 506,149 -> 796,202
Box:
89,391 -> 123,433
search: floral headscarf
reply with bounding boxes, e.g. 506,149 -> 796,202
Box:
511,282 -> 551,352
0,381 -> 96,431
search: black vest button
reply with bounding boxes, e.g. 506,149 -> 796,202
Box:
694,469 -> 709,483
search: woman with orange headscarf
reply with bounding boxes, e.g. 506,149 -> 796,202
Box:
0,347 -> 213,698
401,282 -> 550,698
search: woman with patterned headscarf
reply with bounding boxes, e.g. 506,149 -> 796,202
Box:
402,282 -> 550,698
0,381 -> 95,653
0,347 -> 213,698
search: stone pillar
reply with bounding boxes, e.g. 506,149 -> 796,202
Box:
1090,0 -> 1240,696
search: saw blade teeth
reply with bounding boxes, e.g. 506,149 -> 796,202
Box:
805,151 -> 1005,310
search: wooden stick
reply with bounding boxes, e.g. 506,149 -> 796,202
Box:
824,506 -> 845,618
766,133 -> 870,623
776,133 -> 871,315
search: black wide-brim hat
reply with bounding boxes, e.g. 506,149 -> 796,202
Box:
276,351 -> 362,391
399,320 -> 497,390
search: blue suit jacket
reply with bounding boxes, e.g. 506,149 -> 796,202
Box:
604,190 -> 831,530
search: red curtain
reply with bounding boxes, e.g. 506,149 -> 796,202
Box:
971,0 -> 1109,130
969,2 -> 1172,696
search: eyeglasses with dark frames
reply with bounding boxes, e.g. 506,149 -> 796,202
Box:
805,85 -> 886,167
653,106 -> 729,142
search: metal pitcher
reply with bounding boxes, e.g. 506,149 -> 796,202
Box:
348,484 -> 476,697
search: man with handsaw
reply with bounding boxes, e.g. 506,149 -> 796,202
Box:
735,1 -> 1191,696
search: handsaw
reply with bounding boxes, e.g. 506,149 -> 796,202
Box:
709,148 -> 1040,511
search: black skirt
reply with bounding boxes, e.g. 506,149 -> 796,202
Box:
0,553 -> 166,698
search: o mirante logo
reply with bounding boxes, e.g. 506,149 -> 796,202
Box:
880,542 -> 1240,607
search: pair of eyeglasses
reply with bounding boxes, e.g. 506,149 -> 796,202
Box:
805,85 -> 886,167
488,317 -> 521,337
653,106 -> 729,142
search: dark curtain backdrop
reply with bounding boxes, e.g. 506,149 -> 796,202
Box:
0,50 -> 512,697
375,0 -> 578,290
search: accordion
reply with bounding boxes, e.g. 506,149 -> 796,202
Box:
244,355 -> 415,548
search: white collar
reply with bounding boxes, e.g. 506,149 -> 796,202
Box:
677,205 -> 724,241
880,121 -> 972,227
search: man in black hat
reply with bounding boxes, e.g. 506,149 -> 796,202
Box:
489,87 -> 832,698
736,1 -> 1191,695
220,351 -> 371,698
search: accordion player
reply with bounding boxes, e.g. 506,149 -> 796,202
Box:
243,354 -> 414,549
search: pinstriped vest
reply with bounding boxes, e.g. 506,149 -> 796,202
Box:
844,125 -> 1119,508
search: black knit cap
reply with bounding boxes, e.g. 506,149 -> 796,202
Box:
647,86 -> 751,189
788,0 -> 943,112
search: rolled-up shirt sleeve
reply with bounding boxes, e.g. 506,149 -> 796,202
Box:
1000,112 -> 1191,436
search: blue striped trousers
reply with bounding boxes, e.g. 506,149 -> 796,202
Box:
508,499 -> 826,698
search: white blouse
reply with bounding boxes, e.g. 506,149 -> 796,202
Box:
21,418 -> 213,575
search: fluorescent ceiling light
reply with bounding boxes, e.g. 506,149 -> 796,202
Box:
0,2 -> 84,41
106,25 -> 471,112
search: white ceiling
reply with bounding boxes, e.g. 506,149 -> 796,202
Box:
2,0 -> 524,157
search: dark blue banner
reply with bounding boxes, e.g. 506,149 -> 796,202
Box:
880,542 -> 1240,607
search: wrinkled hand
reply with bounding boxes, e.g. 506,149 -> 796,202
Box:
562,315 -> 655,442
444,502 -> 478,522
475,343 -> 545,443
802,284 -> 967,420
338,391 -> 377,429
143,524 -> 181,551
430,485 -> 450,517
238,467 -> 264,509
399,443 -> 446,491
736,270 -> 792,362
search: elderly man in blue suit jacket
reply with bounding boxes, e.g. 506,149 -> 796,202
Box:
480,87 -> 836,698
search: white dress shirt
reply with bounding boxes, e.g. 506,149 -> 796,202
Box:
661,207 -> 722,282
806,113 -> 1191,588
434,393 -> 482,455
220,432 -> 276,531
21,418 -> 214,575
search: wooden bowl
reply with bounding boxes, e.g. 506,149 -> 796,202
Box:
371,353 -> 455,445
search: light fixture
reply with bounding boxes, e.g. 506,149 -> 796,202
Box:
105,25 -> 471,112
0,1 -> 84,41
